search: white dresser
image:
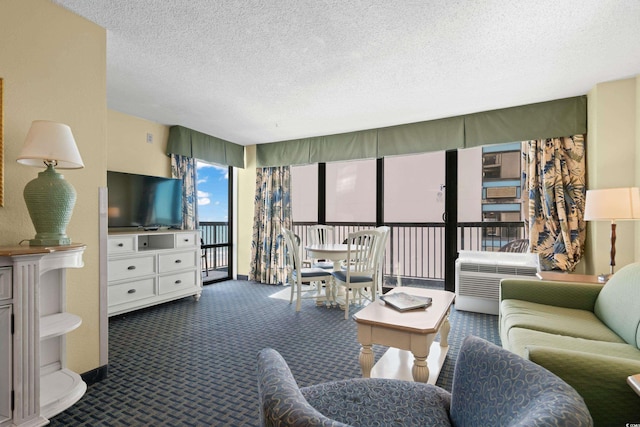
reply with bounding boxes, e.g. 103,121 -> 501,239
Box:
0,244 -> 86,427
107,230 -> 202,316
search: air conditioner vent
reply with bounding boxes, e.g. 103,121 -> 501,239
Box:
455,251 -> 539,315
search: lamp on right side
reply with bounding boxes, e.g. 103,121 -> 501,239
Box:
584,187 -> 640,281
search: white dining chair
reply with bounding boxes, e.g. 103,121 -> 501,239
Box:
307,225 -> 336,269
374,226 -> 391,295
282,227 -> 333,311
331,229 -> 385,319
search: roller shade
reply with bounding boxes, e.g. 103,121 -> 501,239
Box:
166,125 -> 245,168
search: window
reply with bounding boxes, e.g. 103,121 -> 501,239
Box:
326,159 -> 376,223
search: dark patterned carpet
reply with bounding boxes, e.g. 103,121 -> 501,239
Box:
49,280 -> 500,426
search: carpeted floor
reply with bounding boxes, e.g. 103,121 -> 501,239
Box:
49,280 -> 500,426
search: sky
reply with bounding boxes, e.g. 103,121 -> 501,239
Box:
197,161 -> 229,222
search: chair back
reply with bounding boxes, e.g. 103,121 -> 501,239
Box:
257,348 -> 348,427
450,336 -> 593,427
281,227 -> 301,276
308,224 -> 335,246
344,229 -> 383,281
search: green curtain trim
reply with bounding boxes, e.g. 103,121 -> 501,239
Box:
256,95 -> 586,167
378,116 -> 465,157
166,125 -> 245,168
464,96 -> 587,148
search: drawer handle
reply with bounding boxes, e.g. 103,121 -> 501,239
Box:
127,289 -> 136,294
127,265 -> 136,270
117,243 -> 124,247
175,280 -> 182,284
175,259 -> 182,264
184,238 -> 189,242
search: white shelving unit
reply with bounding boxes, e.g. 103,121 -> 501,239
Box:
0,244 -> 86,427
107,230 -> 202,316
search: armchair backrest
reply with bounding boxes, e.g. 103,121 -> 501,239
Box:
450,336 -> 593,427
257,348 -> 349,427
594,262 -> 640,348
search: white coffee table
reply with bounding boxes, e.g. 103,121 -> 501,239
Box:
352,287 -> 455,384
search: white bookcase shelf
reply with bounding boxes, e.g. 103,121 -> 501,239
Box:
0,244 -> 86,427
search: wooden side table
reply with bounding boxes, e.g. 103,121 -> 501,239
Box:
628,374 -> 640,397
536,271 -> 604,284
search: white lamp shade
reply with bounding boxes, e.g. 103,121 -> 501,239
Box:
584,187 -> 640,221
17,120 -> 84,169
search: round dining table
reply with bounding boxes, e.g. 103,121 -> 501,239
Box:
305,243 -> 349,271
305,243 -> 350,306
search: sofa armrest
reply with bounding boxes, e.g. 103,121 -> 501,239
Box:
526,346 -> 640,426
500,278 -> 603,310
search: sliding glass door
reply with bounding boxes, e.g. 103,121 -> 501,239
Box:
197,161 -> 233,284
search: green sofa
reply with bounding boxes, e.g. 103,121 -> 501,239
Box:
499,262 -> 640,426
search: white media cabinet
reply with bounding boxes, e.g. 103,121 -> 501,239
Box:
107,230 -> 202,316
0,244 -> 86,427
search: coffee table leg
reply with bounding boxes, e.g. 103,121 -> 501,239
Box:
359,344 -> 374,378
412,355 -> 429,383
440,309 -> 451,347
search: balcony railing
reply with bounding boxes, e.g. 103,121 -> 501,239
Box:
293,221 -> 526,283
199,221 -> 231,281
199,220 -> 526,284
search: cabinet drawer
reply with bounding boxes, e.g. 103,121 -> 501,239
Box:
158,251 -> 197,273
108,236 -> 136,254
0,267 -> 10,301
159,270 -> 198,294
108,255 -> 155,281
176,232 -> 198,248
108,278 -> 156,306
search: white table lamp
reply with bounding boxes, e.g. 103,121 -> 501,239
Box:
17,120 -> 84,246
584,187 -> 640,279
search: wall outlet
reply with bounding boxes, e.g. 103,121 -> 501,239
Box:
146,132 -> 153,144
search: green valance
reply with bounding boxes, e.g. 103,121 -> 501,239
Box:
166,125 -> 245,168
464,96 -> 587,147
255,95 -> 587,167
378,116 -> 465,157
310,130 -> 378,163
256,138 -> 312,168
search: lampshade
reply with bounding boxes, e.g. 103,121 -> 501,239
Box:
17,120 -> 84,168
584,187 -> 640,221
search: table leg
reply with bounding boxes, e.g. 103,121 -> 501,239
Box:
359,344 -> 374,378
411,355 -> 429,383
440,309 -> 451,347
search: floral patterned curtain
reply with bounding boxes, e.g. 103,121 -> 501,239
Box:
171,153 -> 198,230
250,166 -> 292,285
523,135 -> 586,271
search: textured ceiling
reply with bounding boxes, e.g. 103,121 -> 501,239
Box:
53,0 -> 640,146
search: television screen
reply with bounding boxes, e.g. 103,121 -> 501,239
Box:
107,171 -> 183,229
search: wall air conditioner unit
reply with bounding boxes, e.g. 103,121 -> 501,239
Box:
455,250 -> 539,315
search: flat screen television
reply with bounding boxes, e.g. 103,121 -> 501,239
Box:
107,170 -> 183,229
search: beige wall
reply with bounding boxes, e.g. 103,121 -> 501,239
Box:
237,145 -> 257,276
585,76 -> 639,274
107,110 -> 171,177
0,0 -> 106,373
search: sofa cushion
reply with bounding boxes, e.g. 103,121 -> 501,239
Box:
500,299 -> 625,343
594,262 -> 640,348
506,327 -> 640,360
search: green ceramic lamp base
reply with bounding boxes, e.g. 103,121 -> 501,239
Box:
23,164 -> 76,246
